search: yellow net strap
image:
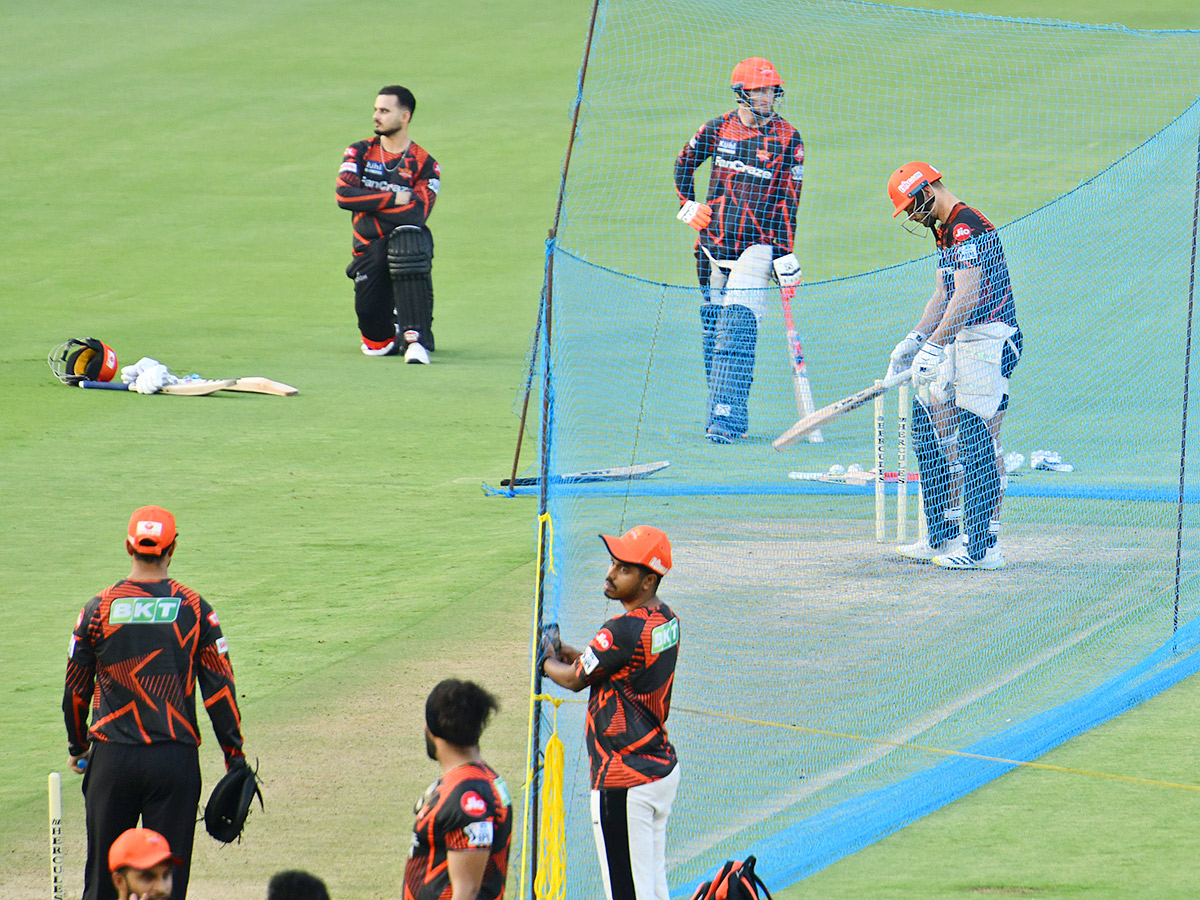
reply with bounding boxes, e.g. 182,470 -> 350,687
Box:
535,698 -> 567,900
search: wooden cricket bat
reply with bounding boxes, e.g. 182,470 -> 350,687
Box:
225,377 -> 298,396
780,285 -> 823,443
773,368 -> 912,450
79,379 -> 235,396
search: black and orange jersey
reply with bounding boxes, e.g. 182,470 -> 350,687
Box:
403,762 -> 513,900
935,202 -> 1019,329
337,137 -> 440,255
574,603 -> 679,790
674,110 -> 804,260
62,579 -> 244,764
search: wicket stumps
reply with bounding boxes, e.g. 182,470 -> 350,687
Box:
49,772 -> 64,900
875,383 -> 926,543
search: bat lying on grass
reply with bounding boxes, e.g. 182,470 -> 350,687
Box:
79,377 -> 297,396
773,368 -> 911,450
501,460 -> 670,487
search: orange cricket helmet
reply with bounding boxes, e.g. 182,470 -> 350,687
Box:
731,57 -> 784,93
887,161 -> 942,217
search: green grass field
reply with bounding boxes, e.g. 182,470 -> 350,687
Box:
2,1 -> 1199,898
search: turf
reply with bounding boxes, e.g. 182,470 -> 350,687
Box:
1,0 -> 1199,898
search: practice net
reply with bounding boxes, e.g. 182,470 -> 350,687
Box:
510,1 -> 1200,895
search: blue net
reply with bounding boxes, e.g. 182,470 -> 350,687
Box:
518,1 -> 1200,896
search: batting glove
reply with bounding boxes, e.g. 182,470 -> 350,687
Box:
121,356 -> 162,385
886,331 -> 925,379
676,200 -> 712,231
772,253 -> 802,289
910,341 -> 943,386
133,363 -> 179,395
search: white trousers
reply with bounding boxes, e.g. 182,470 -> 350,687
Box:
591,764 -> 681,900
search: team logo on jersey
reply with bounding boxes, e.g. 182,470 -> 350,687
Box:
364,160 -> 385,176
109,597 -> 181,625
756,149 -> 770,161
593,628 -> 613,651
717,139 -> 737,155
795,145 -> 805,162
953,223 -> 972,242
464,820 -> 494,847
580,647 -> 599,674
651,619 -> 679,655
461,791 -> 488,816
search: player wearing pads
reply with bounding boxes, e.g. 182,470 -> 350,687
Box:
405,679 -> 512,900
885,162 -> 1023,570
674,58 -> 805,442
64,506 -> 247,900
541,526 -> 680,900
337,85 -> 440,363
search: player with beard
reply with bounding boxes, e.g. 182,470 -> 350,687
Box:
404,679 -> 512,900
885,161 -> 1022,570
337,85 -> 440,363
540,526 -> 680,900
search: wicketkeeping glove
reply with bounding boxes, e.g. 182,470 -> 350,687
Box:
887,331 -> 925,379
910,341 -> 944,386
676,200 -> 712,231
204,758 -> 263,843
772,253 -> 802,289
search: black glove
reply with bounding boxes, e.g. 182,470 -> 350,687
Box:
204,758 -> 263,843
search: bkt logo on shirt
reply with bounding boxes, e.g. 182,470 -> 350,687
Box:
651,619 -> 679,654
364,160 -> 385,175
461,791 -> 488,816
109,597 -> 181,625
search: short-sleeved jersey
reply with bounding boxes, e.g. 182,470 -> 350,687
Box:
336,137 -> 440,255
574,603 -> 679,790
404,762 -> 513,900
63,579 -> 244,764
674,110 -> 804,261
935,203 -> 1019,329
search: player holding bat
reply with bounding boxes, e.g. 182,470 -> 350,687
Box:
884,162 -> 1023,570
674,57 -> 807,443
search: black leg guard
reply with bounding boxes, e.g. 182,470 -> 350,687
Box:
392,273 -> 435,351
707,304 -> 757,439
959,410 -> 1000,560
912,399 -> 957,547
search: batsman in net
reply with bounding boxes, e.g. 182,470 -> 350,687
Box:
674,57 -> 806,443
885,161 -> 1023,570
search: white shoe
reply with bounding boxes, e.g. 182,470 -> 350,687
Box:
897,534 -> 965,562
361,339 -> 397,357
933,544 -> 1006,570
404,341 -> 430,365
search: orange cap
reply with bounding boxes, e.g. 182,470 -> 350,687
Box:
108,828 -> 181,872
126,506 -> 177,556
887,161 -> 942,217
599,525 -> 672,576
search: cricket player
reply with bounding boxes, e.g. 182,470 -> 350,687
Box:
404,679 -> 513,900
540,525 -> 680,900
107,828 -> 180,900
885,162 -> 1022,570
64,506 -> 248,900
674,57 -> 805,442
337,85 -> 440,363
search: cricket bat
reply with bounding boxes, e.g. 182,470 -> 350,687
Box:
773,368 -> 912,450
225,377 -> 298,396
79,379 -> 236,396
780,285 -> 823,443
501,460 -> 670,487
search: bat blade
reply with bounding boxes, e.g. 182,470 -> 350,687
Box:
779,285 -> 823,443
161,379 -> 236,396
501,460 -> 670,487
225,377 -> 298,396
773,369 -> 911,451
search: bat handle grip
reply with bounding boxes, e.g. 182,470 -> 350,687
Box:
78,381 -> 130,391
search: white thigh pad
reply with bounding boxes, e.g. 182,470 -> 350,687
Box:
954,322 -> 1015,420
719,244 -> 774,321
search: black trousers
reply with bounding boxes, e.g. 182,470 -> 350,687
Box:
82,742 -> 202,900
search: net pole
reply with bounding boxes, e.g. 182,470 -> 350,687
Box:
1174,123 -> 1200,637
507,0 -> 603,490
523,3 -> 603,898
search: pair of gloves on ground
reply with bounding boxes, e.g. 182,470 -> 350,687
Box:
121,357 -> 179,394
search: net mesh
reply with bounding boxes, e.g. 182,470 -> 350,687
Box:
520,1 -> 1200,895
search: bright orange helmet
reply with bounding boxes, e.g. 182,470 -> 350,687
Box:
887,161 -> 942,217
731,57 -> 784,93
48,337 -> 119,385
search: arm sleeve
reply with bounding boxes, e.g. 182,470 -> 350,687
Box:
196,598 -> 245,765
63,601 -> 99,755
573,615 -> 642,686
440,778 -> 500,851
674,121 -> 715,203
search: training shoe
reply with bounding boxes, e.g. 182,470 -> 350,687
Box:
897,534 -> 965,562
361,338 -> 398,357
404,341 -> 430,365
932,545 -> 1006,570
